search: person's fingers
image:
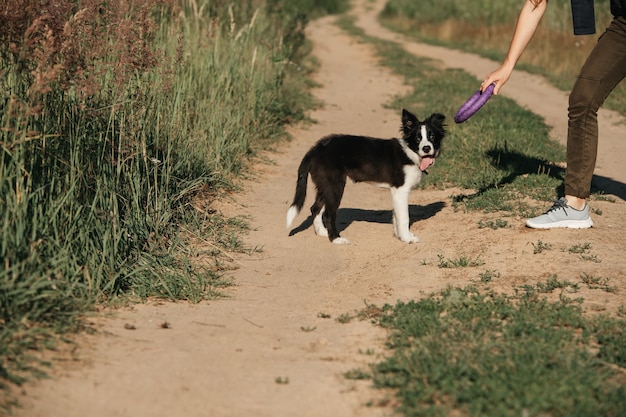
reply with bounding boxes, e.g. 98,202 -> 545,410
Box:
492,82 -> 501,95
481,77 -> 495,93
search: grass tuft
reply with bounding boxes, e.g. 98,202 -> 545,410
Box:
364,286 -> 626,417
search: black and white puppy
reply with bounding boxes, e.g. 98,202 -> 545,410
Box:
286,109 -> 446,244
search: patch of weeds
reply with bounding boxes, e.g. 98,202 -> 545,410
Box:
275,376 -> 289,385
592,318 -> 626,367
532,239 -> 552,254
581,254 -> 602,263
568,242 -> 592,254
518,275 -> 579,296
591,207 -> 603,216
358,301 -> 386,322
300,326 -> 317,332
359,348 -> 376,355
478,269 -> 500,283
591,193 -> 617,203
344,368 -> 371,380
567,242 -> 602,263
437,254 -> 484,268
366,286 -> 626,417
317,312 -> 331,319
336,313 -> 354,324
478,218 -> 509,229
580,273 -> 617,293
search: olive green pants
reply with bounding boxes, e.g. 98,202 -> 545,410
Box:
566,16 -> 626,198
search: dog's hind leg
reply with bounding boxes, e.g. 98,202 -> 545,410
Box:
322,180 -> 349,245
311,195 -> 328,237
390,187 -> 419,243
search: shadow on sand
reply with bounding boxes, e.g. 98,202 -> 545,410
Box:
288,201 -> 446,237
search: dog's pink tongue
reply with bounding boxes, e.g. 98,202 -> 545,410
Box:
420,157 -> 434,171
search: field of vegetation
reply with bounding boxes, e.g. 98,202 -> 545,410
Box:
2,0 -> 625,415
0,0 -> 347,396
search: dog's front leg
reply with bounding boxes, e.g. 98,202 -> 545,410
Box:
390,187 -> 419,243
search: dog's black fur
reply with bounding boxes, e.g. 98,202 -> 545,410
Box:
286,109 -> 446,244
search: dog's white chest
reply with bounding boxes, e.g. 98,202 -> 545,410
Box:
403,165 -> 422,188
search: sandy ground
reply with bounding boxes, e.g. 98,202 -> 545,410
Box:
9,1 -> 626,416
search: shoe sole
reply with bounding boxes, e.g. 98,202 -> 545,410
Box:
525,219 -> 594,229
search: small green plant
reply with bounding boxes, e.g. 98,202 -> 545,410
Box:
317,312 -> 331,319
478,269 -> 500,283
478,218 -> 509,229
300,326 -> 317,332
567,242 -> 601,262
581,254 -> 602,263
437,254 -> 484,268
344,368 -> 371,380
591,207 -> 603,215
568,242 -> 592,254
275,376 -> 290,385
336,313 -> 354,324
532,239 -> 552,254
592,193 -> 616,203
580,273 -> 617,293
520,275 -> 579,295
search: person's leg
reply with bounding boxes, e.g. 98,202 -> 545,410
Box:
527,17 -> 626,229
565,16 -> 626,204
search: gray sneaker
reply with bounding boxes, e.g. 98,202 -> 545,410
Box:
526,197 -> 593,229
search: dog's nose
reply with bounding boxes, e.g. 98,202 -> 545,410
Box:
421,145 -> 432,154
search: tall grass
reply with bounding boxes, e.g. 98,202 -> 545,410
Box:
380,0 -> 626,114
0,0 -> 347,395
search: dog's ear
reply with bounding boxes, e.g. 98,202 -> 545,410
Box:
428,113 -> 447,135
401,109 -> 418,135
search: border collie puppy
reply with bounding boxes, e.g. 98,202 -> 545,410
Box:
286,109 -> 446,244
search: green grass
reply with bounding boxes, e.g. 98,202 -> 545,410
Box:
365,285 -> 626,417
0,0 -> 349,404
437,254 -> 484,269
531,239 -> 552,254
581,273 -> 617,293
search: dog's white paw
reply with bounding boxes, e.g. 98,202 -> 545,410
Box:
398,233 -> 420,244
332,237 -> 350,245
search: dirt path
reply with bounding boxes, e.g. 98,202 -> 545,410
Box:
13,1 -> 626,416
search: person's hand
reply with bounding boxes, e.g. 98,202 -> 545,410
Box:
481,65 -> 513,95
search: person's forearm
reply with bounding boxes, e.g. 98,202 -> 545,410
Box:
503,0 -> 548,69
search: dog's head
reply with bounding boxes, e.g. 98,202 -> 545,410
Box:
401,109 -> 446,172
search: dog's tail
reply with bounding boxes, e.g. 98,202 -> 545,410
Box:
286,152 -> 312,229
